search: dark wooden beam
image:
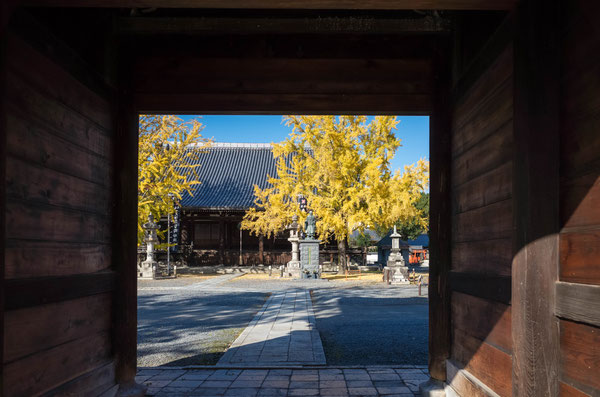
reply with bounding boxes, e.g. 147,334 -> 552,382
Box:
21,0 -> 517,10
112,49 -> 145,396
427,36 -> 452,382
3,272 -> 116,310
118,15 -> 451,35
448,271 -> 511,304
512,0 -> 560,395
555,282 -> 600,328
0,4 -> 13,396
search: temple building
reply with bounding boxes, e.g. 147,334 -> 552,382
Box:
175,143 -> 291,266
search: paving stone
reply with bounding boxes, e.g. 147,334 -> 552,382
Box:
262,379 -> 290,388
346,380 -> 374,388
288,388 -> 319,396
320,380 -> 346,388
290,381 -> 319,389
201,380 -> 233,388
348,387 -> 378,396
376,386 -> 411,394
230,379 -> 264,388
370,373 -> 401,381
144,380 -> 172,388
224,387 -> 259,396
257,389 -> 288,396
320,387 -> 349,396
190,387 -> 228,396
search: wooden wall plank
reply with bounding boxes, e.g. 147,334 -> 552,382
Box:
6,156 -> 111,215
561,172 -> 600,230
452,199 -> 512,243
44,361 -> 116,397
559,382 -> 591,397
4,293 -> 112,362
6,33 -> 113,130
4,271 -> 115,310
446,359 -> 499,397
560,320 -> 600,392
5,200 -> 111,243
133,57 -> 434,95
451,291 -> 511,353
6,112 -> 111,187
512,0 -> 560,395
451,121 -> 513,187
453,161 -> 512,214
4,331 -> 112,397
451,238 -> 512,276
559,230 -> 600,285
452,77 -> 512,157
5,240 -> 111,279
451,328 -> 512,397
555,282 -> 600,328
134,92 -> 433,115
449,272 -> 511,304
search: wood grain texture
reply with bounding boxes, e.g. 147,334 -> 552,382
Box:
6,155 -> 111,216
4,271 -> 115,310
560,320 -> 600,392
5,240 -> 111,279
427,38 -> 452,382
446,359 -> 500,397
512,0 -> 560,395
451,238 -> 512,276
451,291 -> 512,353
451,328 -> 512,397
559,382 -> 591,397
555,282 -> 600,327
45,361 -> 116,397
6,33 -> 112,130
451,121 -> 513,187
560,230 -> 600,285
5,200 -> 111,243
20,0 -> 518,10
452,199 -> 512,243
453,161 -> 512,214
134,92 -> 433,115
4,331 -> 112,397
449,272 -> 511,304
561,172 -> 600,231
134,57 -> 434,95
4,293 -> 112,362
453,76 -> 513,157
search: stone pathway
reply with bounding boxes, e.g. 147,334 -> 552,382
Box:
138,366 -> 428,396
217,291 -> 326,366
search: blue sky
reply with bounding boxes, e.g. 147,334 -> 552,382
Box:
179,115 -> 429,173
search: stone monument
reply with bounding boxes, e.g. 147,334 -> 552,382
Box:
139,214 -> 158,279
299,211 -> 321,279
384,225 -> 409,284
284,215 -> 302,278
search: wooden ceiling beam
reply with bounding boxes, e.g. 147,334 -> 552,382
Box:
21,0 -> 516,10
118,15 -> 452,35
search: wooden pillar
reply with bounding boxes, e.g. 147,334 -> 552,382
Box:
427,36 -> 452,382
259,235 -> 264,264
0,5 -> 11,396
218,218 -> 225,265
512,0 -> 560,395
113,51 -> 145,396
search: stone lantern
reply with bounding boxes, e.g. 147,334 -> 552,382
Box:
139,214 -> 159,278
284,215 -> 302,278
384,225 -> 409,284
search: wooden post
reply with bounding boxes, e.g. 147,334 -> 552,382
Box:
113,51 -> 145,396
259,235 -> 264,264
0,5 -> 11,396
512,0 -> 560,395
218,218 -> 225,265
427,36 -> 452,382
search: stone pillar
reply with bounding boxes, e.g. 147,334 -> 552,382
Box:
139,215 -> 158,279
285,215 -> 301,278
300,239 -> 321,279
385,226 -> 409,284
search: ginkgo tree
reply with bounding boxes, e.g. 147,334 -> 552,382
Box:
242,115 -> 429,273
138,115 -> 211,244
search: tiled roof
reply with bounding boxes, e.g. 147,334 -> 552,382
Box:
377,232 -> 429,248
178,143 -> 278,210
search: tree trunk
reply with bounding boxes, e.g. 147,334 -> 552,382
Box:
258,235 -> 264,264
337,239 -> 347,274
363,247 -> 367,267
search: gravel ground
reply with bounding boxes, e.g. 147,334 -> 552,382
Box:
137,274 -> 429,367
137,277 -> 268,367
311,286 -> 429,365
